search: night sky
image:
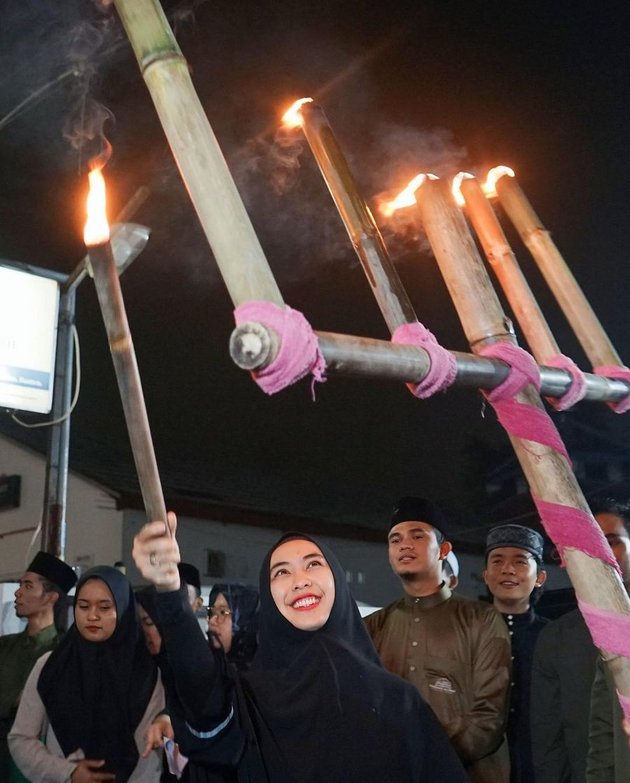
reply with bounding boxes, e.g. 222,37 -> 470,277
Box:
1,1 -> 629,537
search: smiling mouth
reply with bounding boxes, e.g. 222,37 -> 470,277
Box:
499,581 -> 519,587
291,596 -> 321,611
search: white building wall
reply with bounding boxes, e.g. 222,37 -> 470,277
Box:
0,433 -> 124,579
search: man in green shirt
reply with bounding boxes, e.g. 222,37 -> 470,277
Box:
0,550 -> 77,781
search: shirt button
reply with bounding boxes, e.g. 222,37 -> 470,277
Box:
410,665 -> 416,672
415,598 -> 420,603
411,641 -> 418,647
414,617 -> 420,623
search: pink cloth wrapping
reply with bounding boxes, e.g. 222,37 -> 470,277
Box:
594,365 -> 630,414
577,598 -> 630,658
478,343 -> 540,402
234,301 -> 326,396
616,690 -> 630,724
545,353 -> 587,411
533,496 -> 621,573
391,322 -> 457,399
492,401 -> 569,460
478,343 -> 568,458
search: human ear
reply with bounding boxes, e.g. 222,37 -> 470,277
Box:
535,569 -> 547,588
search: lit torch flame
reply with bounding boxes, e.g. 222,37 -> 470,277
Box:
380,173 -> 438,218
482,165 -> 515,199
451,172 -> 475,207
84,166 -> 110,246
282,97 -> 314,129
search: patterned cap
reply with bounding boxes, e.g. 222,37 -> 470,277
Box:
485,524 -> 544,563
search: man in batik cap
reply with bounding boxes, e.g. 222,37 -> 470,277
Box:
0,551 -> 77,779
483,523 -> 549,783
366,497 -> 511,782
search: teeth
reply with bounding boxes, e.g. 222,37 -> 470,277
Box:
293,596 -> 319,609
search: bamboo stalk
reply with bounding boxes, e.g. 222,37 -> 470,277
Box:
88,240 -> 168,527
460,177 -> 560,364
495,174 -> 621,367
113,0 -> 283,307
415,178 -> 630,703
295,103 -> 417,333
229,322 -> 629,402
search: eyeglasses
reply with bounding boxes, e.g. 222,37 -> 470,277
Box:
208,606 -> 232,621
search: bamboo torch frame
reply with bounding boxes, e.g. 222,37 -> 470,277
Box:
495,174 -> 621,368
88,239 -> 168,528
459,176 -> 560,365
415,178 -> 630,702
293,102 -> 417,333
113,0 -> 283,308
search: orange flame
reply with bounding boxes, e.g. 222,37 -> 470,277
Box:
84,166 -> 110,246
282,97 -> 314,128
482,165 -> 515,199
451,172 -> 474,207
380,173 -> 438,218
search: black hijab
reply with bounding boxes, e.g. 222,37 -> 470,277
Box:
208,584 -> 259,671
239,533 -> 465,782
38,566 -> 157,782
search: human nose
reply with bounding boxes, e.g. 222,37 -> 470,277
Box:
501,560 -> 516,574
14,586 -> 21,599
87,605 -> 100,620
291,570 -> 311,590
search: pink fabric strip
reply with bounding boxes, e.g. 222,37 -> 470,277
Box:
616,690 -> 630,724
577,598 -> 630,657
594,365 -> 630,414
392,322 -> 457,399
545,353 -> 588,411
492,401 -> 569,460
478,343 -> 540,402
234,301 -> 326,396
533,496 -> 621,573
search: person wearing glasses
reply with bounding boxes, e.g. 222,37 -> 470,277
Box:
206,585 -> 259,672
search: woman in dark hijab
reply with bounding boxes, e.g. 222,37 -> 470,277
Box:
133,515 -> 468,782
9,566 -> 163,783
207,584 -> 259,671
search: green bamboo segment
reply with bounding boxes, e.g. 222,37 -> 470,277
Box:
113,0 -> 284,306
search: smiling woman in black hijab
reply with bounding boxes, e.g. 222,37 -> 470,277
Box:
133,514 -> 468,782
8,566 -> 164,783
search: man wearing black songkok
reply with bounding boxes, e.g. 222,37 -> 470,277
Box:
483,523 -> 549,783
0,551 -> 76,780
366,497 -> 511,782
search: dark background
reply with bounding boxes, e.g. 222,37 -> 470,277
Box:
1,0 -> 629,542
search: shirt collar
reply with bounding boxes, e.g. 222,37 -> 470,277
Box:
403,581 -> 452,609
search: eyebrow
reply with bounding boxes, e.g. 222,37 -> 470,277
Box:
388,527 -> 426,539
270,552 -> 323,571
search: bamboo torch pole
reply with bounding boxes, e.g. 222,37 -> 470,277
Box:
493,170 -> 621,368
415,178 -> 630,699
113,0 -> 283,307
456,175 -> 560,364
84,168 -> 168,529
283,99 -> 417,333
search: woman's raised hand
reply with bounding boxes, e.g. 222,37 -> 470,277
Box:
132,511 -> 181,591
